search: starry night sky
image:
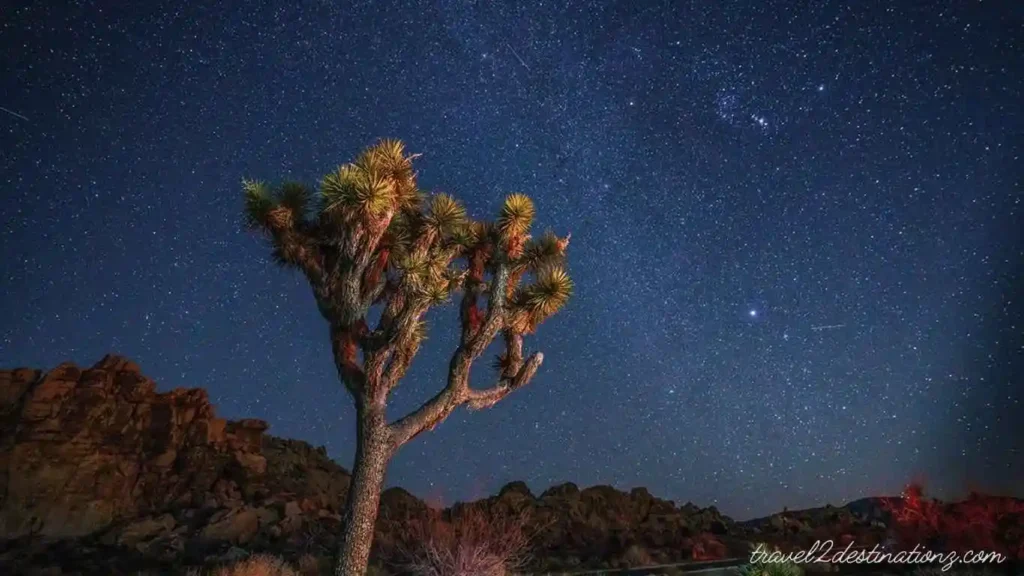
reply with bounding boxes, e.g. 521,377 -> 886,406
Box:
2,1 -> 1022,519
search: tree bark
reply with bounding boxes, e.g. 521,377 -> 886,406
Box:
334,400 -> 391,576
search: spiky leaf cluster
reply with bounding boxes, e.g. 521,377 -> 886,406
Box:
497,193 -> 535,238
320,140 -> 420,221
279,182 -> 312,216
423,193 -> 467,239
242,179 -> 275,229
243,138 -> 572,389
508,265 -> 573,333
516,230 -> 570,274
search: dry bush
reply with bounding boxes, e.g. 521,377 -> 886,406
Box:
690,533 -> 728,560
620,544 -> 653,568
212,554 -> 299,576
386,505 -> 533,576
884,482 -> 1024,559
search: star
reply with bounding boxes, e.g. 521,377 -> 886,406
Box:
1,0 -> 1018,523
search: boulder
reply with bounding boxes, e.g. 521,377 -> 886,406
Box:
200,507 -> 260,544
111,513 -> 176,547
0,356 -> 268,539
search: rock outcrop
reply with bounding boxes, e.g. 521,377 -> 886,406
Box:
375,481 -> 746,571
1,356 -> 1020,575
0,356 -> 744,574
0,355 -> 280,539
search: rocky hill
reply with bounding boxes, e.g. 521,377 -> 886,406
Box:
0,356 -> 1020,575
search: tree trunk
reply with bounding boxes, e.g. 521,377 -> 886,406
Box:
334,401 -> 391,576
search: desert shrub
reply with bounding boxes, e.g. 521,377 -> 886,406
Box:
884,482 -> 1024,559
212,554 -> 299,576
620,544 -> 654,568
385,505 -> 532,576
691,532 -> 728,560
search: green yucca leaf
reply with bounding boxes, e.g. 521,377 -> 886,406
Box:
426,248 -> 453,276
385,215 -> 414,263
397,186 -> 425,211
361,170 -> 397,216
387,239 -> 411,264
354,147 -> 381,173
385,213 -> 413,249
446,224 -> 476,251
321,161 -> 397,217
468,220 -> 499,247
397,253 -> 430,290
515,266 -> 573,318
278,181 -> 311,217
497,193 -> 535,238
376,138 -> 405,157
396,208 -> 424,237
410,319 -> 428,343
374,138 -> 407,169
522,230 -> 567,271
374,139 -> 420,186
424,193 -> 467,237
426,281 -> 450,305
242,178 -> 276,229
320,164 -> 362,211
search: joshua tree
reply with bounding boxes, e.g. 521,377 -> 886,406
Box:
242,139 -> 573,576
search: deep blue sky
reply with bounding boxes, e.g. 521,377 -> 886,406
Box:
2,1 -> 1021,519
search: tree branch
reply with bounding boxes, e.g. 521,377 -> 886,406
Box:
458,246 -> 489,345
465,351 -> 544,410
387,259 -> 513,449
353,209 -> 394,275
498,330 -> 524,379
331,322 -> 368,398
266,211 -> 325,285
466,260 -> 510,356
361,248 -> 391,304
381,335 -> 418,390
365,297 -> 429,388
387,350 -> 468,449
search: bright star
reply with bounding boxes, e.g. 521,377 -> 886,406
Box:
749,310 -> 758,317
